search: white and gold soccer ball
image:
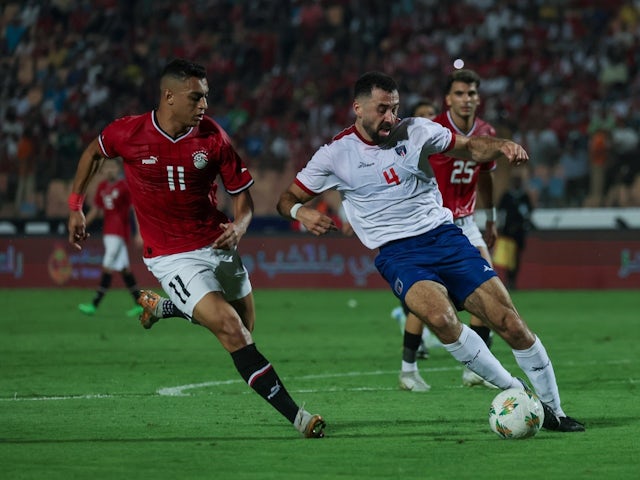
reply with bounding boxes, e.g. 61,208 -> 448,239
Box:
489,387 -> 544,439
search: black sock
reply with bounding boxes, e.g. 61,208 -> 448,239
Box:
231,344 -> 299,423
470,324 -> 493,349
402,331 -> 422,363
121,271 -> 140,301
93,273 -> 112,307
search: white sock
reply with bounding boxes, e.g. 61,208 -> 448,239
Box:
155,299 -> 167,317
444,324 -> 518,390
513,336 -> 565,417
401,361 -> 418,373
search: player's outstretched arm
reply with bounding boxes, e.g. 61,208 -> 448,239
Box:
449,135 -> 528,166
277,184 -> 337,236
67,137 -> 105,250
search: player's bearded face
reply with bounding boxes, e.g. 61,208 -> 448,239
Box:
360,89 -> 400,144
362,117 -> 393,144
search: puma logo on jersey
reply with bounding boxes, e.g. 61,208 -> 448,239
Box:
483,265 -> 493,272
142,156 -> 158,164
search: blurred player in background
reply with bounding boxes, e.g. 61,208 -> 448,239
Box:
408,99 -> 439,121
396,69 -> 499,392
77,158 -> 143,317
68,58 -> 325,438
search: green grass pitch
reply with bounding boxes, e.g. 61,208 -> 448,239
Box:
1,289 -> 639,479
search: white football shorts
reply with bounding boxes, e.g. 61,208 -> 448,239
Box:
143,246 -> 252,318
102,234 -> 130,271
454,215 -> 487,249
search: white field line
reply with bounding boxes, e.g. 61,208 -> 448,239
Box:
156,366 -> 459,397
1,393 -> 114,402
1,367 -> 455,402
1,360 -> 633,402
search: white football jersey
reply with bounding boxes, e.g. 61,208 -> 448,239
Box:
296,117 -> 455,249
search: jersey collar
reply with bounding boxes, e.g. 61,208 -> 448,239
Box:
151,111 -> 194,143
446,111 -> 477,137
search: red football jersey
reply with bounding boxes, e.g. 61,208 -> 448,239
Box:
98,112 -> 254,257
428,111 -> 496,219
93,178 -> 132,241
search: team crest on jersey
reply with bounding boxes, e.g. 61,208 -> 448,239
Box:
192,150 -> 208,169
394,145 -> 407,157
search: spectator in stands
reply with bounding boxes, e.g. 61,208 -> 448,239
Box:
1,107 -> 22,175
14,125 -> 37,216
2,1 -> 640,215
586,127 -> 611,207
528,164 -> 550,208
547,164 -> 567,208
559,132 -> 589,207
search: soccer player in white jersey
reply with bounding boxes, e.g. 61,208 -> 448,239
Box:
398,70 -> 501,391
68,58 -> 325,438
277,71 -> 584,432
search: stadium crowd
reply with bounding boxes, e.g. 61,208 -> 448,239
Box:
2,0 -> 640,219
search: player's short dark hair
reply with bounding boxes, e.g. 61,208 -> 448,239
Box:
444,69 -> 481,93
161,58 -> 206,82
354,71 -> 398,99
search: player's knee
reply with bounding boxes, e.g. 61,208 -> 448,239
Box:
204,312 -> 252,350
423,311 -> 461,343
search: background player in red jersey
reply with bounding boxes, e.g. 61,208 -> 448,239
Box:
67,58 -> 325,438
398,70 -> 500,392
77,158 -> 143,317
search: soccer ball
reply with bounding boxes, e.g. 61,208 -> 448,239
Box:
488,387 -> 544,439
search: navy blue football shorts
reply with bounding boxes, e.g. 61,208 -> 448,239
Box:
375,223 -> 497,310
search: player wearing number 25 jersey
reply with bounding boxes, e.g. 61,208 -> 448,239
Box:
429,111 -> 496,220
98,112 -> 253,258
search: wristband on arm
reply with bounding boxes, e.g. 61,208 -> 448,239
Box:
68,192 -> 86,212
290,203 -> 303,219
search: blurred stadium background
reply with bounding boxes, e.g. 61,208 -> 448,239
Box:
1,1 -> 639,290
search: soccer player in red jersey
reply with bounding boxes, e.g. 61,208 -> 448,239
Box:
399,70 -> 500,391
67,59 -> 325,438
77,158 -> 144,317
